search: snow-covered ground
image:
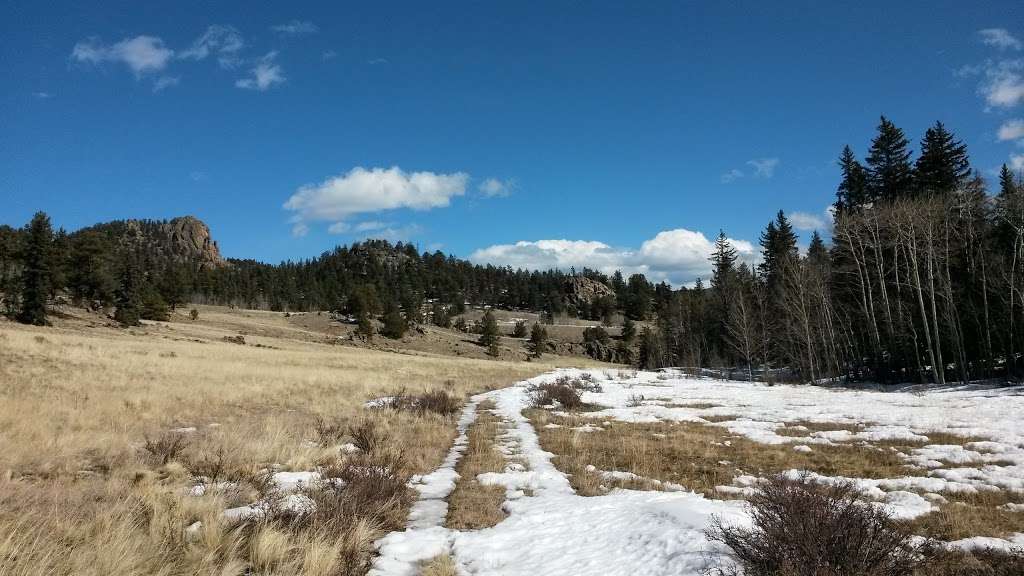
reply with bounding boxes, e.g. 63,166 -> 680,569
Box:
368,369 -> 1024,576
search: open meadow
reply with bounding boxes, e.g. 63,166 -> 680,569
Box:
0,305 -> 601,576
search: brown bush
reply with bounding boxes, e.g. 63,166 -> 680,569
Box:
528,381 -> 584,410
380,388 -> 463,417
142,432 -> 190,465
706,473 -> 927,576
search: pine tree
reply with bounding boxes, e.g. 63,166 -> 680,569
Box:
381,299 -> 407,339
356,310 -> 374,341
114,254 -> 142,327
431,301 -> 451,328
16,212 -> 53,326
914,121 -> 970,196
621,317 -> 637,343
527,322 -> 548,358
807,231 -> 829,269
865,116 -> 914,201
479,309 -> 500,355
835,145 -> 869,212
513,320 -> 528,338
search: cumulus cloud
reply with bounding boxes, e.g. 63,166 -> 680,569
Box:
236,52 -> 285,91
284,166 -> 469,235
746,158 -> 780,178
1012,153 -> 1024,172
960,58 -> 1024,108
789,211 -> 827,232
998,119 -> 1024,142
272,20 -> 318,35
979,28 -> 1022,51
71,35 -> 174,75
478,178 -> 514,197
470,229 -> 756,286
179,25 -> 244,68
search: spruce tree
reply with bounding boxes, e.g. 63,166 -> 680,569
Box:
914,121 -> 970,196
865,116 -> 914,201
999,163 -> 1018,198
835,145 -> 869,212
527,322 -> 548,358
431,301 -> 451,328
16,212 -> 53,326
114,255 -> 142,327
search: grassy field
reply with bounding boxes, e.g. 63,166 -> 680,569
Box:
0,305 -> 602,576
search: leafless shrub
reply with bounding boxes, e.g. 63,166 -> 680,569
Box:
627,394 -> 645,407
380,388 -> 463,417
313,416 -> 347,446
348,419 -> 387,454
315,448 -> 413,531
528,381 -> 584,410
705,473 -> 928,576
222,335 -> 245,345
142,432 -> 189,465
571,374 -> 603,393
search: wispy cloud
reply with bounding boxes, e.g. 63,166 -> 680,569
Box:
272,20 -> 318,35
179,25 -> 244,68
746,158 -> 780,178
720,168 -> 743,183
1012,153 -> 1024,172
153,76 -> 180,92
71,35 -> 174,75
32,91 -> 51,99
235,52 -> 285,91
284,166 -> 469,236
478,178 -> 515,197
367,58 -> 389,65
979,28 -> 1022,51
322,50 -> 338,61
789,210 -> 830,232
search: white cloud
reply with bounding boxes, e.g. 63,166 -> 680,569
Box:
236,52 -> 285,91
470,228 -> 756,286
721,168 -> 743,183
32,91 -> 51,99
272,20 -> 318,35
963,59 -> 1024,108
998,119 -> 1024,141
71,35 -> 174,75
746,158 -> 780,178
284,166 -> 469,233
1012,153 -> 1024,172
789,211 -> 827,232
979,28 -> 1022,51
179,25 -> 244,68
322,50 -> 338,61
479,178 -> 514,197
153,76 -> 180,92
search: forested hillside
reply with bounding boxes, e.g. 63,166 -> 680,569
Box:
3,117 -> 1023,384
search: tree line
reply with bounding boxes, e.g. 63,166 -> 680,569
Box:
637,117 -> 1024,384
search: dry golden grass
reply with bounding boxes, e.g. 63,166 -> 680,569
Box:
0,306 -> 601,576
445,400 -> 509,530
418,554 -> 457,576
906,490 -> 1024,541
530,411 -> 925,499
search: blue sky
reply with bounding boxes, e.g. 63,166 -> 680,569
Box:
3,1 -> 1024,284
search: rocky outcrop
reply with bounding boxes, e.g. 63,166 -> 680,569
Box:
121,216 -> 225,269
563,276 -> 616,308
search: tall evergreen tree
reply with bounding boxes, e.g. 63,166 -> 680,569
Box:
527,322 -> 548,358
865,116 -> 914,201
835,145 -> 869,212
381,298 -> 407,339
479,309 -> 501,356
914,121 -> 970,196
16,212 -> 54,326
114,254 -> 142,327
999,163 -> 1018,198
